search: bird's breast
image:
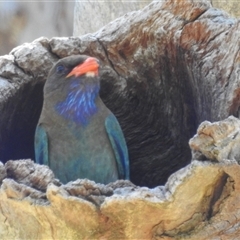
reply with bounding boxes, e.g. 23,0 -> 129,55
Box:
55,84 -> 99,126
47,113 -> 118,184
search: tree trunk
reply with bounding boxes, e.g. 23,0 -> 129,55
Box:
0,0 -> 240,238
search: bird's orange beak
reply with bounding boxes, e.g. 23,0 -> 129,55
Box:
66,57 -> 99,78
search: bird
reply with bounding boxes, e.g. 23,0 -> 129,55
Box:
34,55 -> 129,184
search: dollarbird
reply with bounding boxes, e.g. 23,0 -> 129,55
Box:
34,55 -> 129,184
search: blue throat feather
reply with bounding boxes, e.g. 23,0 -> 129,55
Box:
55,79 -> 100,125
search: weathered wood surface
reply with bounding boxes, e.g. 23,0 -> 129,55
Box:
1,156 -> 240,239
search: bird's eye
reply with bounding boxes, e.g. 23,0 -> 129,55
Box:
56,65 -> 65,74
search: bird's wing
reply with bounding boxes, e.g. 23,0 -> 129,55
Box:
105,114 -> 129,180
34,124 -> 49,166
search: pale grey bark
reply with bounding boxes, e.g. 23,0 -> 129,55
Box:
73,0 -> 152,36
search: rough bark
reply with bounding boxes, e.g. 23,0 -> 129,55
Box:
190,116 -> 240,162
0,0 -> 240,189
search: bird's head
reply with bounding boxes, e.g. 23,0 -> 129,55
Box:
45,55 -> 100,95
44,55 -> 101,123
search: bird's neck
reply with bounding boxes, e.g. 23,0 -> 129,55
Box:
55,80 -> 100,125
